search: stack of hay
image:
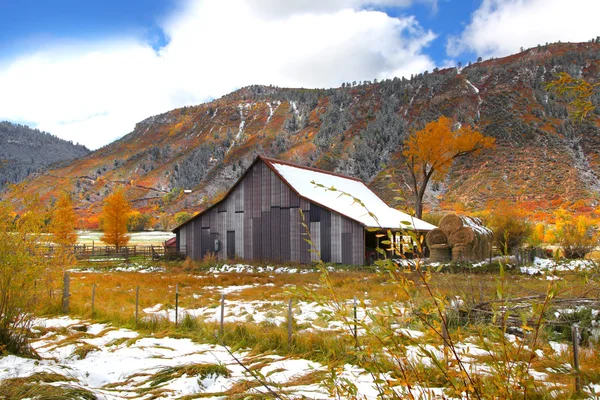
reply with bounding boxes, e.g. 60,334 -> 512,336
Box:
425,228 -> 451,262
426,214 -> 493,263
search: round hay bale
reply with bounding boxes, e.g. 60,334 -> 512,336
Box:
452,244 -> 471,262
426,228 -> 448,247
448,227 -> 476,246
439,214 -> 463,236
429,244 -> 451,263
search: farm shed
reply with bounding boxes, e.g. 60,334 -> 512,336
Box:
173,156 -> 436,265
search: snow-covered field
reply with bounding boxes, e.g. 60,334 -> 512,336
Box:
2,258 -> 599,399
0,317 -> 448,399
3,314 -> 598,399
77,231 -> 175,246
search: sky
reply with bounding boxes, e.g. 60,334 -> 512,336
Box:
0,0 -> 598,150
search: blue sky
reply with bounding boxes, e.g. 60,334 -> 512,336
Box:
0,0 -> 597,149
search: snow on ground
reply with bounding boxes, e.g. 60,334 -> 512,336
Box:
465,79 -> 480,94
0,317 -> 432,400
77,231 -> 175,245
142,297 -> 366,331
71,264 -> 165,273
207,263 -> 324,274
520,257 -> 597,275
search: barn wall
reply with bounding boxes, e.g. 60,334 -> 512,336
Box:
177,160 -> 365,265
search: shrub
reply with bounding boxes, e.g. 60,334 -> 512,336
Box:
174,211 -> 192,226
551,209 -> 598,259
484,202 -> 532,254
0,196 -> 69,357
127,210 -> 152,231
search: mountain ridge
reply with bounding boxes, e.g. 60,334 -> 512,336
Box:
5,41 -> 600,227
0,122 -> 90,191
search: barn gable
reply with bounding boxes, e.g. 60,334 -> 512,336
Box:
174,156 -> 434,265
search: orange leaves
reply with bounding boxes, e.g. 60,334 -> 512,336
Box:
402,116 -> 495,217
49,192 -> 78,247
403,116 -> 495,182
100,187 -> 131,249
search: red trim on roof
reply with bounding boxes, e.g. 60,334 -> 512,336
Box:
260,155 -> 364,183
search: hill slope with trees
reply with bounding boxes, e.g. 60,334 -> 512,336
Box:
0,122 -> 90,190
4,41 -> 600,227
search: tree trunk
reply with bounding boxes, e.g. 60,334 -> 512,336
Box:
414,192 -> 424,219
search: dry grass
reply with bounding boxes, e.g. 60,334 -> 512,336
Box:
0,372 -> 96,400
44,258 -> 600,397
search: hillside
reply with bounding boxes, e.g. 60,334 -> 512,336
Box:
5,42 -> 600,227
0,122 -> 90,190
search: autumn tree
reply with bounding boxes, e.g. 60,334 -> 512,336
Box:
550,209 -> 598,259
100,188 -> 131,249
402,116 -> 495,218
547,72 -> 599,121
49,192 -> 78,247
0,195 -> 53,357
127,210 -> 152,232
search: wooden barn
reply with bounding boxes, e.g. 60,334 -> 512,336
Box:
173,156 -> 436,265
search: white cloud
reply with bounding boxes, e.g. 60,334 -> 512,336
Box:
447,0 -> 600,59
0,0 -> 436,149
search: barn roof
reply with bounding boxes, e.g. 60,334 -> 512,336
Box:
173,155 -> 436,232
261,157 -> 436,231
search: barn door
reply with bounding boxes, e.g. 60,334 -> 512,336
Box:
227,231 -> 235,259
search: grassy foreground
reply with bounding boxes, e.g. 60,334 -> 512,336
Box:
26,256 -> 596,399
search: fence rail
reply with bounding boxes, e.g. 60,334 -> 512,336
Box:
41,244 -> 186,261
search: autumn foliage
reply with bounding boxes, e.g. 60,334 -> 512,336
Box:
49,192 -> 77,247
482,201 -> 532,254
547,209 -> 598,259
547,72 -> 599,121
100,188 -> 131,249
402,116 -> 495,218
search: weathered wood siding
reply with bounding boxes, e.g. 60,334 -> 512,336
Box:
176,159 -> 365,265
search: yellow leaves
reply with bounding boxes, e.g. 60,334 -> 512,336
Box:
547,72 -> 600,121
49,192 -> 78,247
403,116 -> 495,182
100,187 -> 131,248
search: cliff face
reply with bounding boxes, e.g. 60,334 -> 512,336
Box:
6,42 -> 600,226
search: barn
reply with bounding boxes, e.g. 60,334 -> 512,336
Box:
173,156 -> 436,265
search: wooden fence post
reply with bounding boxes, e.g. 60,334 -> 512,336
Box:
442,312 -> 449,364
287,299 -> 293,346
135,286 -> 140,326
61,272 -> 70,314
220,294 -> 225,336
175,284 -> 179,326
572,324 -> 581,394
91,284 -> 96,314
353,296 -> 358,348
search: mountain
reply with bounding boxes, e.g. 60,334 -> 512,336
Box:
0,122 -> 90,190
5,41 -> 600,227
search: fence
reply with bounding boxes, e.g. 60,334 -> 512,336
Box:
59,271 -> 595,394
41,244 -> 186,261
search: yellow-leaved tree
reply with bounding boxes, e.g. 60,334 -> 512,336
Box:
49,192 -> 78,247
547,72 -> 599,121
100,188 -> 131,249
402,116 -> 495,218
551,209 -> 598,259
0,195 -> 51,357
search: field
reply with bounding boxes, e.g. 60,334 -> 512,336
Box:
76,230 -> 175,246
1,254 -> 599,399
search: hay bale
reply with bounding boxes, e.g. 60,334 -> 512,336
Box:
439,214 -> 463,236
452,244 -> 471,262
430,244 -> 451,262
448,227 -> 476,246
426,228 -> 448,247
